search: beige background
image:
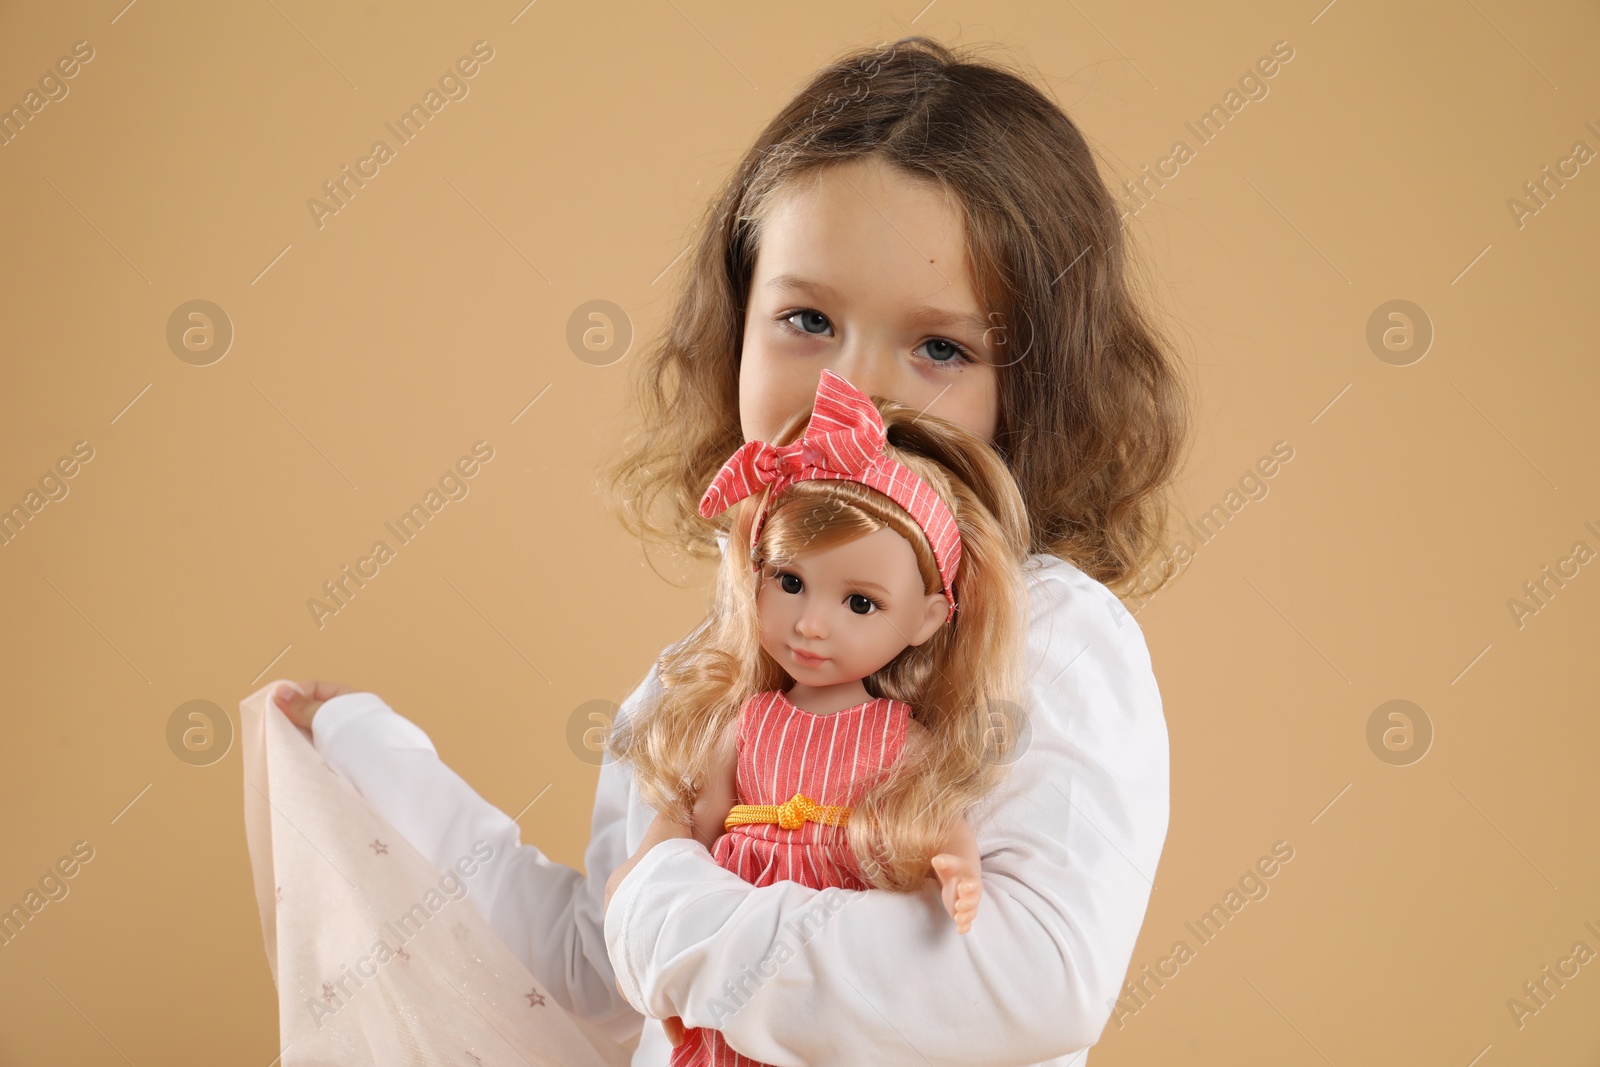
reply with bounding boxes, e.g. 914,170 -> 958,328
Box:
1,0 -> 1596,1063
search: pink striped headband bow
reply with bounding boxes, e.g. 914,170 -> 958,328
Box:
698,369 -> 962,621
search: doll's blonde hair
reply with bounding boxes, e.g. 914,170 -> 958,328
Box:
608,396 -> 1031,893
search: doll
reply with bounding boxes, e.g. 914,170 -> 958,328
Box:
608,369 -> 1033,1067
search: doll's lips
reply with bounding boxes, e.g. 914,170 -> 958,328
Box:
789,646 -> 828,666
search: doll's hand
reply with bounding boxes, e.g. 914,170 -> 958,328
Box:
931,853 -> 982,934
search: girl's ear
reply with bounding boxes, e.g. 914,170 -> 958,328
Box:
907,591 -> 950,647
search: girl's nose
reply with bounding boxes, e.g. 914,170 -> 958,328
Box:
825,353 -> 891,405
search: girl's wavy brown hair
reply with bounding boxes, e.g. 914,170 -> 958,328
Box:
608,396 -> 1032,891
601,35 -> 1190,597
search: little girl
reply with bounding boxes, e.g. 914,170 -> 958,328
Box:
281,34 -> 1188,1067
608,368 -> 1032,1065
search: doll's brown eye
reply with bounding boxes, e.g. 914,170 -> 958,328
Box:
780,573 -> 802,594
848,594 -> 877,615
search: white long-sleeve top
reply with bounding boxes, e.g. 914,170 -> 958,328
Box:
311,549 -> 1169,1067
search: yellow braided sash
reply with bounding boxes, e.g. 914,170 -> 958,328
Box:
724,791 -> 850,832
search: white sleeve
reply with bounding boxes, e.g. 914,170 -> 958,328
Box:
603,560 -> 1170,1066
312,677 -> 659,1047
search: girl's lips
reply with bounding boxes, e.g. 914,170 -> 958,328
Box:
790,647 -> 828,666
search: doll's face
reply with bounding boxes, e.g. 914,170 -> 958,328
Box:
756,526 -> 949,687
739,156 -> 1001,446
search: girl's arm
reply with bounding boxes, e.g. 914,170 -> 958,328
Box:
597,715 -> 738,1050
310,675 -> 666,1046
605,559 -> 1170,1066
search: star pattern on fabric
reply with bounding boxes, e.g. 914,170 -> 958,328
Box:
395,945 -> 411,964
525,989 -> 546,1008
321,981 -> 338,1004
369,839 -> 388,855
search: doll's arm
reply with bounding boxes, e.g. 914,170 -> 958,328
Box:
902,718 -> 983,934
930,813 -> 983,935
604,565 -> 1170,1066
615,715 -> 736,869
688,717 -> 740,850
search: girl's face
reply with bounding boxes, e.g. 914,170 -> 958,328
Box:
756,526 -> 948,688
739,156 -> 1001,446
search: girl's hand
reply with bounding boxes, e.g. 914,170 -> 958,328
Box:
603,811 -> 694,918
931,853 -> 983,934
272,679 -> 358,734
604,811 -> 695,1047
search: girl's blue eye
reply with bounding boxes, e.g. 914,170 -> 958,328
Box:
848,593 -> 878,615
917,337 -> 970,365
782,310 -> 831,336
776,309 -> 976,369
779,573 -> 802,594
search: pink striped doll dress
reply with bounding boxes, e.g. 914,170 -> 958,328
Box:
668,687 -> 912,1067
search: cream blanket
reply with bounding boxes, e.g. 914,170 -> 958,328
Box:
240,680 -> 635,1067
